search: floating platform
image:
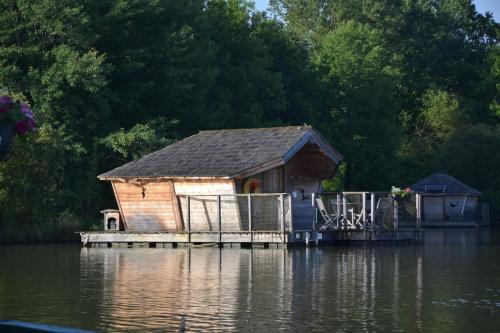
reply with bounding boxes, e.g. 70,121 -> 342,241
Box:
79,229 -> 423,248
420,221 -> 479,228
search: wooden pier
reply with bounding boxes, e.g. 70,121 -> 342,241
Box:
80,229 -> 423,248
80,191 -> 425,248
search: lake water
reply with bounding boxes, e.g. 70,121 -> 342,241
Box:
1,229 -> 499,332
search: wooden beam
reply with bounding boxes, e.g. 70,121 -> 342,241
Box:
187,195 -> 191,242
230,158 -> 285,179
98,175 -> 232,181
169,180 -> 184,232
282,128 -> 343,165
370,193 -> 375,240
280,194 -> 285,242
248,195 -> 253,243
393,199 -> 399,231
111,181 -> 128,230
362,192 -> 367,240
217,195 -> 222,243
416,194 -> 422,229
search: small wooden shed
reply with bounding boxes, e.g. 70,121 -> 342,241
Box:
98,126 -> 343,232
409,173 -> 481,223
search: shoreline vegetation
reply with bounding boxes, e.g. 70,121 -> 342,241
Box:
0,0 -> 498,243
0,212 -> 98,244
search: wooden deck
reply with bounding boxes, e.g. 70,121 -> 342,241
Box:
420,221 -> 480,227
79,229 -> 422,248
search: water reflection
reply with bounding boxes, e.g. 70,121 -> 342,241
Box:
78,245 -> 431,332
1,229 -> 499,332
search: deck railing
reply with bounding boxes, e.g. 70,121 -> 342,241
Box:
177,193 -> 292,234
314,192 -> 422,232
476,203 -> 490,225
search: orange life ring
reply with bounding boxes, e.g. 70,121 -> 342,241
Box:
243,178 -> 260,193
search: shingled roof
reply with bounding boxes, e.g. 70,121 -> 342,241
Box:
409,173 -> 481,195
98,126 -> 343,179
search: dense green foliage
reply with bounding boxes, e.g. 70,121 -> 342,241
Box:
0,0 -> 498,241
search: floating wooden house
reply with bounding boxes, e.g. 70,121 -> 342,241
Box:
409,173 -> 487,226
96,126 -> 343,236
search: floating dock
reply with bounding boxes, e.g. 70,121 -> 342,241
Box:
79,229 -> 423,248
80,191 -> 428,248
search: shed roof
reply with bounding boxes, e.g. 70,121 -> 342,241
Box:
409,173 -> 481,195
98,126 -> 343,179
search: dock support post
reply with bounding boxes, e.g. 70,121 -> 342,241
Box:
336,193 -> 341,229
187,195 -> 191,243
342,193 -> 347,229
370,193 -> 375,240
393,199 -> 399,231
280,194 -> 285,244
217,195 -> 222,243
362,192 -> 367,239
416,193 -> 422,229
248,195 -> 253,243
312,192 -> 316,231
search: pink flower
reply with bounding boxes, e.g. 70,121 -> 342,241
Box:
15,120 -> 28,135
20,103 -> 32,116
0,95 -> 12,105
27,118 -> 36,130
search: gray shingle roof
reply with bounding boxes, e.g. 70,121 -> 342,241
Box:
409,173 -> 481,195
98,126 -> 342,179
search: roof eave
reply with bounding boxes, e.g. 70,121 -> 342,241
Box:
282,128 -> 343,164
97,175 -> 232,181
229,158 -> 286,179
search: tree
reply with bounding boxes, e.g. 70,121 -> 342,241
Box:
433,124 -> 500,219
315,20 -> 400,189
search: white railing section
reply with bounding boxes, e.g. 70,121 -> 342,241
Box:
177,194 -> 292,236
314,192 -> 423,234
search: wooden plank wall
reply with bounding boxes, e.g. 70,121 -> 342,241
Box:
422,196 -> 444,221
262,168 -> 283,192
444,195 -> 477,220
286,144 -> 337,179
113,180 -> 180,231
175,179 -> 241,231
423,195 -> 479,221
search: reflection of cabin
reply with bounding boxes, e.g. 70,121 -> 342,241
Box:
98,126 -> 343,232
409,173 -> 485,225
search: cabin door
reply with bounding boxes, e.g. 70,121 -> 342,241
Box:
289,179 -> 317,230
423,196 -> 444,221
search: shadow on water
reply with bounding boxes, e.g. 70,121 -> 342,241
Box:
0,228 -> 499,332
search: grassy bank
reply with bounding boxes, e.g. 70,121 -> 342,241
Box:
0,213 -> 99,244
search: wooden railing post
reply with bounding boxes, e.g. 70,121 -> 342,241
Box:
416,193 -> 422,229
288,194 -> 293,232
312,192 -> 316,231
248,194 -> 253,243
362,192 -> 367,239
342,193 -> 347,229
217,195 -> 221,243
280,194 -> 285,243
393,199 -> 399,231
336,193 -> 341,229
370,193 -> 375,240
187,195 -> 191,243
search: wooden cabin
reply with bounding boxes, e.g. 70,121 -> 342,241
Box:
409,173 -> 483,225
98,126 -> 343,233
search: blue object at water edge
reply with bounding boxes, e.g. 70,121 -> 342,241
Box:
0,320 -> 96,333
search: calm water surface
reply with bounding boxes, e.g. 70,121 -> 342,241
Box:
1,229 -> 500,332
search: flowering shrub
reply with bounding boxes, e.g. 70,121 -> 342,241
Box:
0,95 -> 36,135
391,186 -> 411,199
